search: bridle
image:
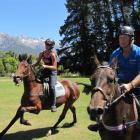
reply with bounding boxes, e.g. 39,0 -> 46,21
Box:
14,62 -> 36,84
13,61 -> 44,96
92,65 -> 137,132
92,65 -> 116,101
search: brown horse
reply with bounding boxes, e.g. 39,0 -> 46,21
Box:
87,58 -> 140,140
0,55 -> 80,138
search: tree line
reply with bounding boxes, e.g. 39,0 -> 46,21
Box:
0,51 -> 18,76
58,0 -> 140,75
1,0 -> 140,77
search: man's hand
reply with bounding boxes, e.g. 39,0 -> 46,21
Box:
120,83 -> 133,93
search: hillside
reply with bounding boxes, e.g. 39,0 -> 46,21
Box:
0,33 -> 59,55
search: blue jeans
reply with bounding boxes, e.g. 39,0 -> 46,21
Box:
39,68 -> 57,106
38,68 -> 57,88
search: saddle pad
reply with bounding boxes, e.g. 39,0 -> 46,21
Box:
55,81 -> 65,97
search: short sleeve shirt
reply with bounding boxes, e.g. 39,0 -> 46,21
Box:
110,44 -> 140,83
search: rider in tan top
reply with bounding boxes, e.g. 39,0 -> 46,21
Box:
33,39 -> 57,112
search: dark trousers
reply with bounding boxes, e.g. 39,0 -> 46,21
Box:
119,81 -> 140,119
128,87 -> 140,120
133,87 -> 140,109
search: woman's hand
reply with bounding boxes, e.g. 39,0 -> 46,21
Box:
42,64 -> 47,68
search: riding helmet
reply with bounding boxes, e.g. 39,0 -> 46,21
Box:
119,26 -> 135,37
45,39 -> 55,47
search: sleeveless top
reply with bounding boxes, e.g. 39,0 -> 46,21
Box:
42,51 -> 57,75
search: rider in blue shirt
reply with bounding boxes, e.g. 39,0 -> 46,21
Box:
110,25 -> 140,128
110,26 -> 140,128
110,26 -> 140,94
110,42 -> 140,84
88,25 -> 140,131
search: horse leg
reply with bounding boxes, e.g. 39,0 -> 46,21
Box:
19,106 -> 40,125
19,107 -> 31,125
0,106 -> 23,138
46,103 -> 69,136
69,106 -> 77,125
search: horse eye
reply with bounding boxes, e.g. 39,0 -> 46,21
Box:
108,78 -> 113,83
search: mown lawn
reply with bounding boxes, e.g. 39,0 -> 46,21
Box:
0,77 -> 100,140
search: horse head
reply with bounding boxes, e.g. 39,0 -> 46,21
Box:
87,56 -> 118,121
13,54 -> 33,85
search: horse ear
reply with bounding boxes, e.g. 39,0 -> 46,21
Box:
27,55 -> 32,64
19,53 -> 28,61
93,55 -> 100,66
110,57 -> 118,70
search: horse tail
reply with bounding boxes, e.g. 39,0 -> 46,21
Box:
68,81 -> 80,100
77,82 -> 92,95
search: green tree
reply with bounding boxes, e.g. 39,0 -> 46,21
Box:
59,0 -> 140,75
59,0 -> 94,75
1,51 -> 18,75
0,60 -> 5,76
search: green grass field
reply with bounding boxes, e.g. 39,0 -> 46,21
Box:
0,77 -> 100,140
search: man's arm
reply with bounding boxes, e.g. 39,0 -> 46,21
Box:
131,73 -> 140,88
120,73 -> 140,93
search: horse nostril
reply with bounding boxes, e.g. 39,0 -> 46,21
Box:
97,108 -> 103,115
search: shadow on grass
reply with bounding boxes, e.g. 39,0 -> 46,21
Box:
0,122 -> 75,140
0,127 -> 59,140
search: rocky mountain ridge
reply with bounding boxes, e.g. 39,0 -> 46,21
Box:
0,33 -> 50,55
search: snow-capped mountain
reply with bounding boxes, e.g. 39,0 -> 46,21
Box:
0,33 -> 46,55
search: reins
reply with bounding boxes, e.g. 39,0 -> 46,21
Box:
92,65 -> 117,101
101,117 -> 137,132
21,64 -> 38,83
94,65 -> 138,132
101,87 -> 138,132
18,62 -> 44,97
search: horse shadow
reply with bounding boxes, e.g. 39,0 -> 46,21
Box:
0,123 -> 74,140
0,127 -> 58,140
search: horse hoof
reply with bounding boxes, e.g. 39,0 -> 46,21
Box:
20,120 -> 31,126
46,130 -> 52,137
26,122 -> 31,125
63,123 -> 70,127
88,124 -> 99,132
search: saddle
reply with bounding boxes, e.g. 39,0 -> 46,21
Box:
43,79 -> 65,98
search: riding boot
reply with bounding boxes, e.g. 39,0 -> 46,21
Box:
50,87 -> 57,112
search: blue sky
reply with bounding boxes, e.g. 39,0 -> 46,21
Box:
0,0 -> 68,43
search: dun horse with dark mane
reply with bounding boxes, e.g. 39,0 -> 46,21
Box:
0,55 -> 80,138
87,57 -> 140,140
